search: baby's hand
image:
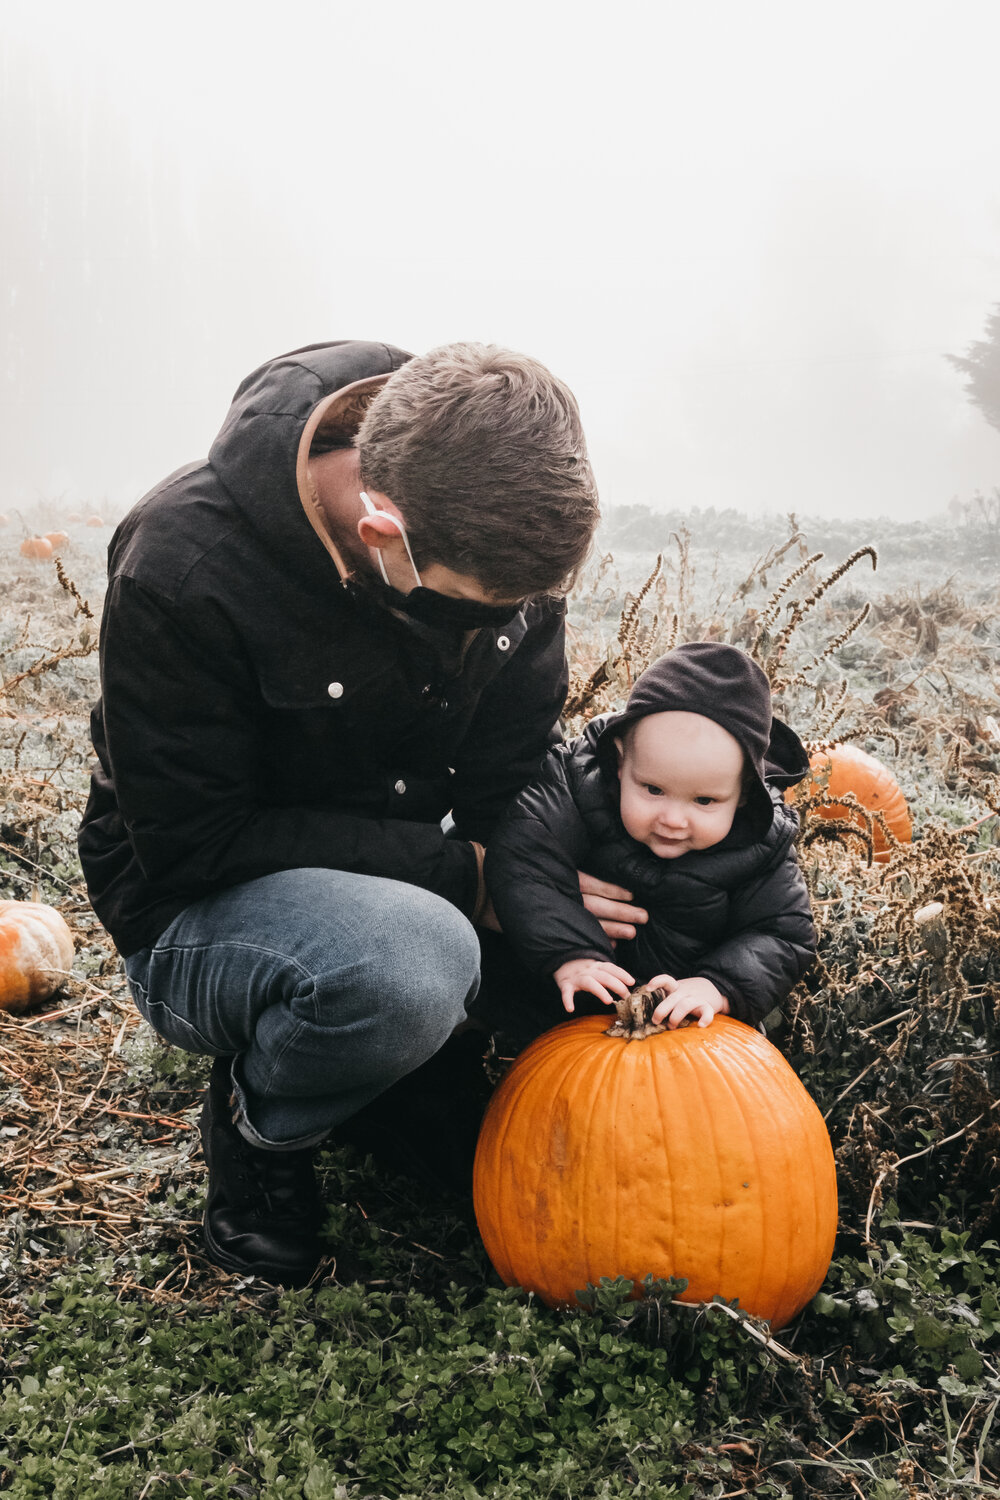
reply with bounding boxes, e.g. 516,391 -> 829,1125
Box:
646,974 -> 730,1029
553,958 -> 635,1013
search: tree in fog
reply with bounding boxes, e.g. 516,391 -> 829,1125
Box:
949,304 -> 1000,435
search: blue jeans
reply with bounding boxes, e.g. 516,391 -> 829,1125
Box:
124,869 -> 481,1151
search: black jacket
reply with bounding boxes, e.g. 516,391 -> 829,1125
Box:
78,340 -> 569,957
485,719 -> 816,1026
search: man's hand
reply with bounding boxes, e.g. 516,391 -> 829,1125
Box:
647,974 -> 730,1029
553,957 -> 635,1013
578,873 -> 648,941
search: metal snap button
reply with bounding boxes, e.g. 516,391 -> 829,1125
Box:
327,682 -> 344,699
497,635 -> 510,651
394,779 -> 406,794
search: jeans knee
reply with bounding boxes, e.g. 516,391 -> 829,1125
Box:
375,894 -> 480,1050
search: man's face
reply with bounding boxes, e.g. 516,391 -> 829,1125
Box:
415,560 -> 523,610
616,711 -> 744,858
359,489 -> 528,624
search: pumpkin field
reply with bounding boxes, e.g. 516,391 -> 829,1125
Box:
1,503 -> 999,1498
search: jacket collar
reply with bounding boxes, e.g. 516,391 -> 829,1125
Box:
295,374 -> 391,580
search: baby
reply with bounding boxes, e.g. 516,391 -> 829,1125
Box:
486,641 -> 816,1032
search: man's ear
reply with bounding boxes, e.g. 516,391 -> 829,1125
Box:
357,511 -> 404,550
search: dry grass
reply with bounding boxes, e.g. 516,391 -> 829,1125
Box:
2,512 -> 999,1307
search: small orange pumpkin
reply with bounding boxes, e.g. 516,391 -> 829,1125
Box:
0,513 -> 10,527
0,901 -> 75,1014
85,514 -> 105,528
66,512 -> 83,524
44,531 -> 69,550
789,744 -> 912,862
474,1003 -> 837,1328
19,535 -> 54,561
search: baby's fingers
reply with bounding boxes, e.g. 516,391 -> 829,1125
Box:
652,993 -> 695,1027
646,973 -> 676,995
558,979 -> 578,1014
582,975 -> 631,1008
663,1000 -> 712,1029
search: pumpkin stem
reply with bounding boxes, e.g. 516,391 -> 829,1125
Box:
606,985 -> 669,1041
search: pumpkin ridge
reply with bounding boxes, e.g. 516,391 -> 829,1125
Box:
494,1039 -> 570,1285
712,1031 -> 835,1325
573,1030 -> 622,1297
727,1040 -> 792,1322
732,1035 -> 809,1323
688,1028 -> 750,1305
605,1027 -> 634,1282
649,1032 -> 679,1287
538,1032 -> 599,1294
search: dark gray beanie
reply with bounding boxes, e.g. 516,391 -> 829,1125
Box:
595,641 -> 809,837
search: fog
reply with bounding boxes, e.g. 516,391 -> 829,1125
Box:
3,0 -> 1000,522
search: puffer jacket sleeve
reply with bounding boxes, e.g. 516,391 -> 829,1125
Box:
694,825 -> 816,1026
96,575 -> 480,913
485,743 -> 614,974
450,599 -> 569,844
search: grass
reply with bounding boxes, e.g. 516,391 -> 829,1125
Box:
1,506 -> 999,1496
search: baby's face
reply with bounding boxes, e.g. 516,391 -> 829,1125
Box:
616,710 -> 744,859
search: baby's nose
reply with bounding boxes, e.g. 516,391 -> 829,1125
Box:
659,800 -> 687,828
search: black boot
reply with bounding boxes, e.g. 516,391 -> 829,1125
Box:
199,1056 -> 325,1287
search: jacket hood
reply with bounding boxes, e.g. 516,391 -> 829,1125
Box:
595,641 -> 810,838
207,340 -> 411,584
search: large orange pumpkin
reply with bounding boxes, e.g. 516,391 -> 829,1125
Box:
474,1002 -> 837,1328
19,536 -> 53,561
789,744 -> 911,862
0,901 -> 75,1013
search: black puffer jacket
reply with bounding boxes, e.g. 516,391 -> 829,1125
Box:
78,340 -> 569,957
485,719 -> 816,1026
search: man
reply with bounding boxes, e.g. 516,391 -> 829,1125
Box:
79,339 -> 646,1287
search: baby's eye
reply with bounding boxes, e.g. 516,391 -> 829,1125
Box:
644,784 -> 663,797
694,796 -> 716,806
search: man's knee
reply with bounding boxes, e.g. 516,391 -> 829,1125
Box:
359,887 -> 481,1049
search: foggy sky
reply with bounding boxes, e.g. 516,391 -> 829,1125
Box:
3,0 -> 1000,523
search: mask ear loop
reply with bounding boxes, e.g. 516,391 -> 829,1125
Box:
359,491 -> 423,589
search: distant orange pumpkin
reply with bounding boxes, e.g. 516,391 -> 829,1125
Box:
85,515 -> 105,528
788,744 -> 912,862
66,512 -> 83,524
19,536 -> 53,561
44,531 -> 69,551
0,901 -> 75,1013
0,513 -> 10,527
